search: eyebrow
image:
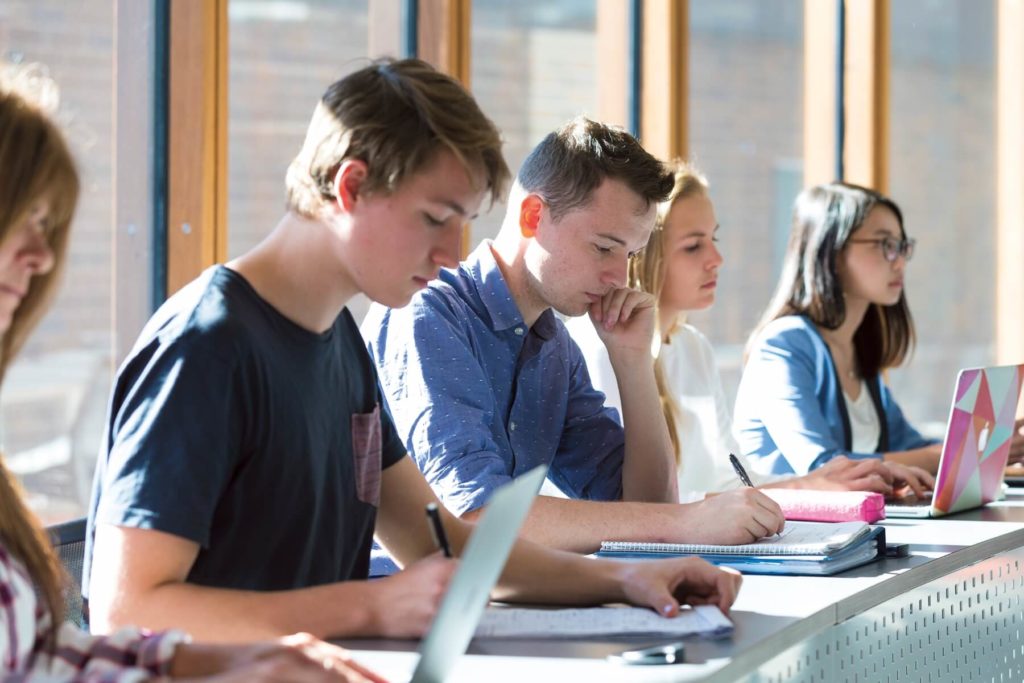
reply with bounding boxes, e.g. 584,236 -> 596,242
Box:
430,198 -> 479,220
677,224 -> 721,239
595,233 -> 628,247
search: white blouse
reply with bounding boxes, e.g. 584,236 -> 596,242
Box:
844,383 -> 882,454
566,316 -> 780,502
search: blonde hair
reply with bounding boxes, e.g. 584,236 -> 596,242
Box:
286,58 -> 510,217
627,160 -> 709,463
0,60 -> 79,645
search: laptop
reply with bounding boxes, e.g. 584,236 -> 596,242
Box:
407,464 -> 547,683
886,365 -> 1024,519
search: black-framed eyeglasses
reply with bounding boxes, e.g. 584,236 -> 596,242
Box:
846,236 -> 916,262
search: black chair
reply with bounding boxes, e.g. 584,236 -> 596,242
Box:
47,517 -> 88,629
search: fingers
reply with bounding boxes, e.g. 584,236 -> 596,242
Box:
669,560 -> 742,615
370,557 -> 458,637
289,638 -> 388,683
598,288 -> 654,329
847,473 -> 893,495
1008,430 -> 1024,464
886,463 -> 934,498
751,491 -> 786,535
728,489 -> 785,542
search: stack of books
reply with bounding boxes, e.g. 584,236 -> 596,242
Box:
597,521 -> 885,576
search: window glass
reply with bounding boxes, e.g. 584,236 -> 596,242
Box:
227,0 -> 401,322
687,0 -> 805,402
0,1 -> 154,522
887,1 -> 995,431
470,0 -> 599,248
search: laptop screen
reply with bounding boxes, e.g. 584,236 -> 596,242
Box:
410,465 -> 547,683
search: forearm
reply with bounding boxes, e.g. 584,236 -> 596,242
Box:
472,495 -> 682,554
610,352 -> 678,502
884,445 -> 941,474
95,580 -> 382,643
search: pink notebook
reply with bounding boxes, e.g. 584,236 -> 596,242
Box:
763,489 -> 886,523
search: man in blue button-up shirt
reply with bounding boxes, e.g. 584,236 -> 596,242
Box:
365,118 -> 786,556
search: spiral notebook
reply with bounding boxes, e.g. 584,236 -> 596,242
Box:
600,521 -> 871,557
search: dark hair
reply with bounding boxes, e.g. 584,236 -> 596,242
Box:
286,58 -> 510,216
749,181 -> 915,377
516,116 -> 674,221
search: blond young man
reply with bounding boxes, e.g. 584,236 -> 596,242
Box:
85,59 -> 742,643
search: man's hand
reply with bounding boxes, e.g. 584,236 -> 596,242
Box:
589,287 -> 656,357
617,557 -> 743,617
678,489 -> 786,545
363,553 -> 457,638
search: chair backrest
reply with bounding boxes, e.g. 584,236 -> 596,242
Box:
47,517 -> 88,629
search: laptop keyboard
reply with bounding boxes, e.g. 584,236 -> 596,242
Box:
888,495 -> 934,509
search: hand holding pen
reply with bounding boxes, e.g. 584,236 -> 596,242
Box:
425,502 -> 453,558
729,453 -> 783,538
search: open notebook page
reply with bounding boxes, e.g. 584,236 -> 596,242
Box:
601,520 -> 871,556
474,604 -> 733,639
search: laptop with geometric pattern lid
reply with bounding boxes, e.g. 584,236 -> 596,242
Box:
886,364 -> 1024,518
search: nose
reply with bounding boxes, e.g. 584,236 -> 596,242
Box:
600,254 -> 629,289
21,229 -> 55,276
708,241 -> 724,269
430,222 -> 462,270
891,251 -> 907,272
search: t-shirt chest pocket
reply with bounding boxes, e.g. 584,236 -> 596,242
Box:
351,405 -> 383,507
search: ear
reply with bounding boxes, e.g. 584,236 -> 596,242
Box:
519,194 -> 544,238
332,160 -> 369,212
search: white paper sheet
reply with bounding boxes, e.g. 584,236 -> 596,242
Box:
474,604 -> 733,639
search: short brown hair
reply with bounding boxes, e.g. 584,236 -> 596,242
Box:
286,58 -> 510,217
516,117 -> 674,221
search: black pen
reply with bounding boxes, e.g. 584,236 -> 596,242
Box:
729,453 -> 756,488
425,502 -> 453,558
730,453 -> 783,538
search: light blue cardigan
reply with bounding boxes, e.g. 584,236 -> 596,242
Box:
734,315 -> 933,475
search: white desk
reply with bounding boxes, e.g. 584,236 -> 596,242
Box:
344,491 -> 1024,682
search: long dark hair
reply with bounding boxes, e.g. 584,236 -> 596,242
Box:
748,181 -> 915,377
0,62 -> 80,646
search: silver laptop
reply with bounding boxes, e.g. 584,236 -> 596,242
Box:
409,464 -> 547,683
886,365 -> 1024,518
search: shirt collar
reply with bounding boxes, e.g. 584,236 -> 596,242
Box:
465,241 -> 526,332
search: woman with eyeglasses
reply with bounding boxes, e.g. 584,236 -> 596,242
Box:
733,182 -> 946,479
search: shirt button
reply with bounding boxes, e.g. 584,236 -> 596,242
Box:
509,421 -> 517,431
514,327 -> 524,335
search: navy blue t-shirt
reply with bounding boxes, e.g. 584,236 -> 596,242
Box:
83,266 -> 406,597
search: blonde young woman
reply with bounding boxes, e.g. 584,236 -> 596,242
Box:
567,162 -> 933,501
0,64 -> 382,682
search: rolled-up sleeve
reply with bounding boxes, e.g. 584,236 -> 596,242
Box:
368,298 -> 516,515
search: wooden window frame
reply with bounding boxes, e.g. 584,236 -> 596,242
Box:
842,0 -> 889,192
166,0 -> 228,296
